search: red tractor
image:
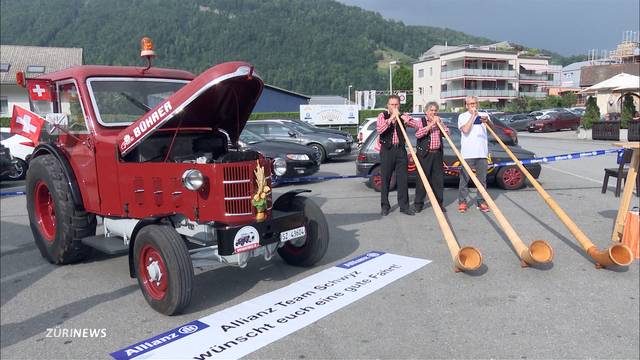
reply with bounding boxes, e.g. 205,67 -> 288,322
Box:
21,41 -> 329,315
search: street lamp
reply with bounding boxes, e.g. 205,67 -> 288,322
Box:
389,61 -> 397,94
347,84 -> 352,104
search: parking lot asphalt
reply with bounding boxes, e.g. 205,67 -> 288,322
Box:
1,133 -> 638,359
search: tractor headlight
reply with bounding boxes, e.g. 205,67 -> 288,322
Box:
273,157 -> 287,176
182,169 -> 204,191
286,154 -> 309,161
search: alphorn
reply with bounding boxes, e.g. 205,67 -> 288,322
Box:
484,124 -> 633,268
435,120 -> 554,267
393,116 -> 482,272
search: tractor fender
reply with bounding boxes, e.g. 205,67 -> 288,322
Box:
273,189 -> 311,210
31,144 -> 84,210
127,217 -> 162,278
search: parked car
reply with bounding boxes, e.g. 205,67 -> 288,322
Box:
0,144 -> 19,180
0,130 -> 32,180
290,119 -> 353,141
495,113 -> 536,131
568,107 -> 586,117
238,129 -> 319,178
358,118 -> 378,145
527,111 -> 580,132
245,119 -> 353,163
356,125 -> 541,191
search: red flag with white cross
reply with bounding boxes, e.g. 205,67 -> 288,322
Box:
10,105 -> 46,144
27,80 -> 52,101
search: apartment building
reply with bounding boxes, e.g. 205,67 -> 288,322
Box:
413,43 -> 555,111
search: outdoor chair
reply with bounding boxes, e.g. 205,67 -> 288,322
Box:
602,149 -> 639,197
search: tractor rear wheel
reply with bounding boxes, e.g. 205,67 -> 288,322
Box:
26,155 -> 95,264
277,197 -> 329,267
134,225 -> 193,315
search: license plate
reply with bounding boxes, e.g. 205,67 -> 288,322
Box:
280,226 -> 306,242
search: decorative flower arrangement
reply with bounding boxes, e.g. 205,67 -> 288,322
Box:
252,160 -> 271,221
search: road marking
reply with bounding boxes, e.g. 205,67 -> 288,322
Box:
545,165 -> 604,185
0,263 -> 50,284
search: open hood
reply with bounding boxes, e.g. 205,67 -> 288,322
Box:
117,61 -> 263,157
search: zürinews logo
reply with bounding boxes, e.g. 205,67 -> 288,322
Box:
110,320 -> 209,360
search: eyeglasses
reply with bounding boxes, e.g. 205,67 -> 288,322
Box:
467,102 -> 477,105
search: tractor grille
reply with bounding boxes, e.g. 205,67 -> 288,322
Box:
223,164 -> 254,216
222,161 -> 272,216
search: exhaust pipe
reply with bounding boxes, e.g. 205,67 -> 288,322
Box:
395,119 -> 483,272
435,122 -> 553,267
484,124 -> 632,269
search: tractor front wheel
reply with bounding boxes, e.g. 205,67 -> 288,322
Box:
133,225 -> 193,315
277,197 -> 329,267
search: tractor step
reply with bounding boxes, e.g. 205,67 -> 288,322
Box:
81,236 -> 128,255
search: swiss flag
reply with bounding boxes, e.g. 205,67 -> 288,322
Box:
10,105 -> 46,144
27,80 -> 52,101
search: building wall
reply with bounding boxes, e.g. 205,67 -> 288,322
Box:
413,58 -> 440,112
0,85 -> 29,117
253,87 -> 309,112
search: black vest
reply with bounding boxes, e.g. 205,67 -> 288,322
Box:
416,117 -> 441,156
379,111 -> 405,149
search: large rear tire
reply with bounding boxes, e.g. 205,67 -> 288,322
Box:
277,197 -> 329,267
133,225 -> 193,316
26,155 -> 95,264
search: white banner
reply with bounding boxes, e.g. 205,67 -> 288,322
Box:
300,105 -> 359,125
110,252 -> 430,360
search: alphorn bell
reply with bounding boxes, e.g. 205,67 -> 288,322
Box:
435,120 -> 554,267
393,116 -> 482,272
484,124 -> 633,269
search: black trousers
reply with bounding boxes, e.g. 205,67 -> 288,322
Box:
414,148 -> 444,207
380,145 -> 410,210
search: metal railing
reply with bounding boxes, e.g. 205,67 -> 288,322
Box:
519,73 -> 550,81
441,68 -> 517,79
441,89 -> 518,98
519,91 -> 547,98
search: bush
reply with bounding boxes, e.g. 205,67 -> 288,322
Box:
0,117 -> 10,127
621,94 -> 636,129
581,96 -> 600,129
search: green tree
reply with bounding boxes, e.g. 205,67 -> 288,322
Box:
620,94 -> 636,129
582,96 -> 600,129
392,65 -> 413,112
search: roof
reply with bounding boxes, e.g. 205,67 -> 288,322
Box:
264,84 -> 310,99
0,45 -> 83,85
580,63 -> 640,87
309,95 -> 352,105
34,65 -> 195,82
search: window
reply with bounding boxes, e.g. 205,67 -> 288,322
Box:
26,65 -> 45,73
266,124 -> 292,136
429,86 -> 433,95
418,69 -> 424,78
429,67 -> 433,76
245,123 -> 266,135
58,82 -> 87,132
0,97 -> 8,115
418,87 -> 423,95
416,105 -> 423,112
0,63 -> 9,72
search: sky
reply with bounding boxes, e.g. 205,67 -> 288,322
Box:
336,0 -> 640,56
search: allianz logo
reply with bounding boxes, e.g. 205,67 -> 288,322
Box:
123,323 -> 199,357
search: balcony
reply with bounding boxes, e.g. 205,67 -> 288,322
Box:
442,68 -> 517,79
441,89 -> 518,98
519,73 -> 550,81
519,91 -> 547,98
